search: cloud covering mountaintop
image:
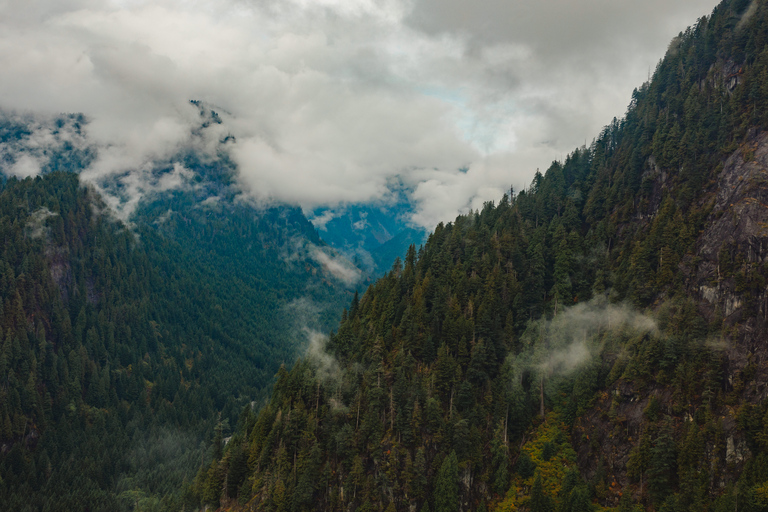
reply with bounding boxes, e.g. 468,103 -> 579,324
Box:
0,0 -> 717,228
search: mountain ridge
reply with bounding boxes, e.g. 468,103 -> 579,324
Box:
0,166 -> 356,510
196,1 -> 768,511
3,0 -> 768,510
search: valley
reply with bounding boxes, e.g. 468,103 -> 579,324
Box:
2,0 -> 768,511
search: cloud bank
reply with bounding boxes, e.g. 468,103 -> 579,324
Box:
309,246 -> 363,286
509,297 -> 659,387
0,0 -> 718,228
534,300 -> 658,376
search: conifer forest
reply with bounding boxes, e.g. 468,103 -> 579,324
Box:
5,0 -> 768,511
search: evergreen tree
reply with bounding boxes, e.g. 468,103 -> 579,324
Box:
529,473 -> 553,512
434,451 -> 459,512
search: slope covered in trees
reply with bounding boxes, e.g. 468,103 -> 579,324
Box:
0,168 -> 354,510
203,1 -> 768,510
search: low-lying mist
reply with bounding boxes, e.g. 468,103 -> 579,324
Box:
508,296 -> 659,400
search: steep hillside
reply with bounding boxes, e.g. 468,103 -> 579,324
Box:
0,169 -> 353,511
202,1 -> 768,511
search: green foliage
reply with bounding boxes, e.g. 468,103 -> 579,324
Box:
0,171 -> 351,510
434,451 -> 459,512
529,473 -> 554,512
516,451 -> 536,479
8,0 -> 768,509
203,3 -> 768,507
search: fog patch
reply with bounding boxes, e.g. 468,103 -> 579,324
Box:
283,298 -> 345,387
541,299 -> 658,372
198,195 -> 222,210
511,297 -> 659,391
305,328 -> 341,384
284,295 -> 322,320
0,110 -> 92,179
152,208 -> 174,226
309,209 -> 341,231
0,105 -> 230,223
737,0 -> 759,30
352,214 -> 368,231
540,339 -> 592,377
26,207 -> 58,240
308,245 -> 362,287
282,296 -> 336,348
704,336 -> 729,351
9,154 -> 42,178
278,236 -> 362,286
328,397 -> 349,413
85,161 -> 195,221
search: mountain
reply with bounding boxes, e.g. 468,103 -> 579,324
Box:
309,199 -> 429,277
0,143 -> 357,508
199,1 -> 768,511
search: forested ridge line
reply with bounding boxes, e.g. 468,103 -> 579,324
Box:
0,168 -> 352,510
200,1 -> 768,511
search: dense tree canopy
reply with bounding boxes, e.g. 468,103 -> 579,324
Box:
5,0 -> 768,510
200,1 -> 768,510
0,171 -> 352,510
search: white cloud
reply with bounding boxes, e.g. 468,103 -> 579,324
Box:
304,327 -> 341,384
83,161 -> 195,221
0,0 -> 720,228
26,207 -> 59,240
9,154 -> 43,178
310,246 -> 362,286
309,209 -> 341,230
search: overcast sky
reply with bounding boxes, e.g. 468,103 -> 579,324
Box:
0,0 -> 719,228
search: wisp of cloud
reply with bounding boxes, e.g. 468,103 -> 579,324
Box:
509,297 -> 659,397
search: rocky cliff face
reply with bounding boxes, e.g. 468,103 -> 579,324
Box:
572,131 -> 768,505
695,130 -> 768,403
696,131 -> 768,320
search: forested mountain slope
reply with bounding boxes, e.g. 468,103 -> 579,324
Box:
204,1 -> 768,511
0,164 -> 354,510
